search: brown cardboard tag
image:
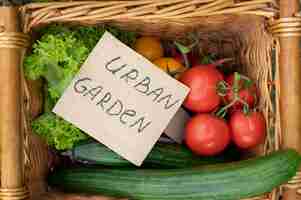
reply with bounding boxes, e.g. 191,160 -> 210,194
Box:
53,32 -> 189,166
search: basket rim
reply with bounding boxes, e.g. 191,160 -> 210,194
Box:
20,0 -> 277,34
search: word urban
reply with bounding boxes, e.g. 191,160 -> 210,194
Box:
105,56 -> 181,110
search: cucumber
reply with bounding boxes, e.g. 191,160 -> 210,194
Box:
49,149 -> 301,200
70,142 -> 238,168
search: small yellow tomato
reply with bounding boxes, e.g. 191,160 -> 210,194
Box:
134,36 -> 164,61
153,57 -> 187,79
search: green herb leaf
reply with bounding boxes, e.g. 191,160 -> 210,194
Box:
174,41 -> 191,54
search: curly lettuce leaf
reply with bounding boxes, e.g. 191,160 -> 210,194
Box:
25,25 -> 137,150
24,33 -> 88,101
24,25 -> 137,103
32,112 -> 88,150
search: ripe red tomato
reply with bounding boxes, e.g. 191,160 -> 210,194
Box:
185,114 -> 231,156
230,110 -> 266,149
225,74 -> 258,109
179,65 -> 224,113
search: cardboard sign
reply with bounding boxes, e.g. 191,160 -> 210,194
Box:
164,108 -> 190,143
53,32 -> 189,166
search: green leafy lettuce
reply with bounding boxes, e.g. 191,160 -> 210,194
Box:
25,24 -> 137,150
24,33 -> 88,101
32,113 -> 88,150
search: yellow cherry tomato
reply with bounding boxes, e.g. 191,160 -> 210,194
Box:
153,57 -> 187,79
134,36 -> 164,61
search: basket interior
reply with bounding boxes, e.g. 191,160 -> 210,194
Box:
29,13 -> 275,146
26,13 -> 276,199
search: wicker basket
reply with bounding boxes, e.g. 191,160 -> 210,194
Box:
0,0 -> 301,200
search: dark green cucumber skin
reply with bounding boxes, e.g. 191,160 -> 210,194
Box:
72,142 -> 238,168
49,149 -> 301,200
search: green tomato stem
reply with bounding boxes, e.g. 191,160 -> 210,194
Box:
183,53 -> 190,68
216,99 -> 237,118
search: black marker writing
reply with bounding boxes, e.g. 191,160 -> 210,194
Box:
130,117 -> 152,134
73,77 -> 152,134
74,78 -> 92,94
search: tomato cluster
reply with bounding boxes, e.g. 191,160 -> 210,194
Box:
134,36 -> 266,157
180,64 -> 266,156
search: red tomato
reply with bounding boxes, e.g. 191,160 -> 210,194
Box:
230,110 -> 266,149
180,65 -> 224,112
225,74 -> 258,109
185,114 -> 231,156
